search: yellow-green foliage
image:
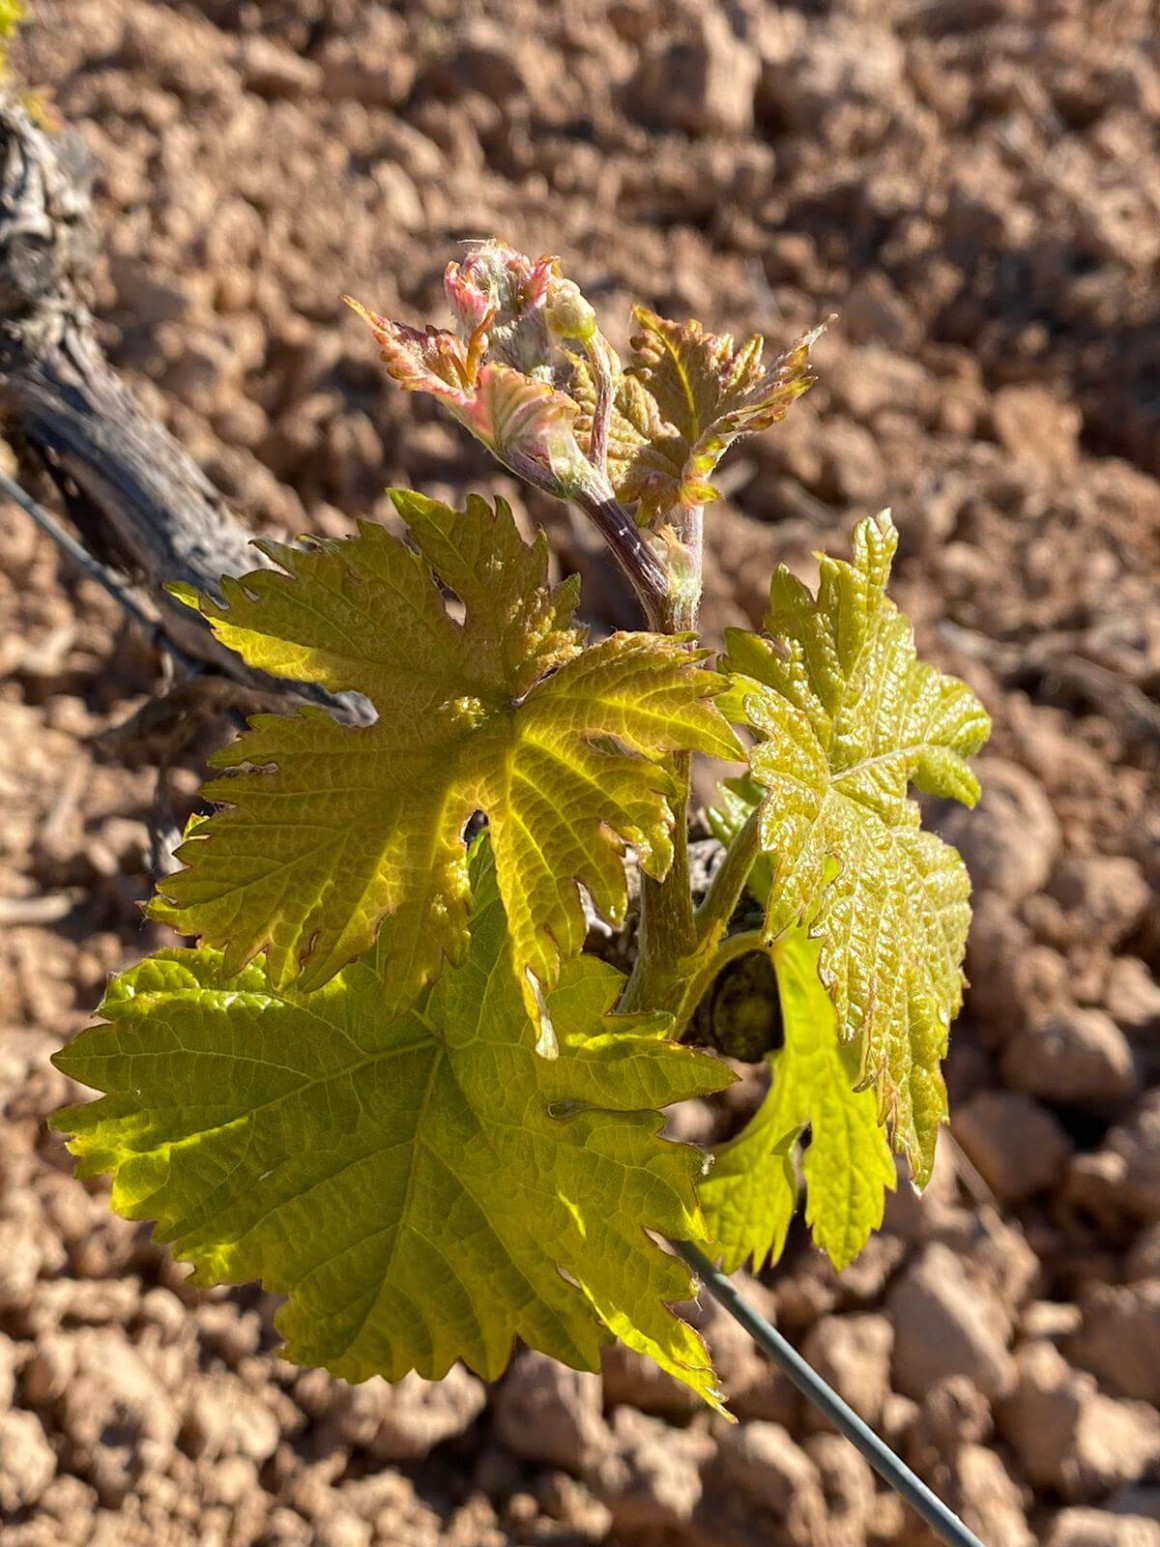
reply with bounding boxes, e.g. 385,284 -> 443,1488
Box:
721,512 -> 991,1184
0,1 -> 23,74
56,844 -> 733,1404
153,492 -> 739,1038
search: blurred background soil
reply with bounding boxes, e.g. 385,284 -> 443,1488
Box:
1,1 -> 1159,1545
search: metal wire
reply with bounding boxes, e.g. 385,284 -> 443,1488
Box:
673,1240 -> 987,1547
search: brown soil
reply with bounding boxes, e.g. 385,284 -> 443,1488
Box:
2,2 -> 1159,1545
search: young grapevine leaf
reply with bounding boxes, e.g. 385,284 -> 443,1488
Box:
721,511 -> 990,1183
54,845 -> 734,1405
153,492 -> 740,1028
572,310 -> 821,524
705,790 -> 896,1271
701,930 -> 895,1274
346,242 -> 820,538
346,245 -> 621,512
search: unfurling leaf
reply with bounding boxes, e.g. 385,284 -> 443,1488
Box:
722,511 -> 991,1182
153,492 -> 741,1027
54,846 -> 734,1405
343,295 -> 596,505
347,243 -> 819,542
572,311 -> 822,524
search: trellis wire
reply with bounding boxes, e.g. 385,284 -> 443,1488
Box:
673,1240 -> 987,1547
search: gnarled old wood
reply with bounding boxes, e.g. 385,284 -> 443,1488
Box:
0,94 -> 365,721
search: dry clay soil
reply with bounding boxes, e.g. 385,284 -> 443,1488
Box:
2,2 -> 1160,1546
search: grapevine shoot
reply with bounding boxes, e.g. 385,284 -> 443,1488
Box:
53,241 -> 990,1408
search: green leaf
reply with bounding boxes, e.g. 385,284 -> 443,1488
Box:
153,493 -> 741,1025
701,930 -> 895,1274
721,511 -> 990,1183
54,845 -> 734,1406
0,0 -> 22,42
573,311 -> 821,524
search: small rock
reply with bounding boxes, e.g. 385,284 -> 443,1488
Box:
827,344 -> 933,424
1127,1224 -> 1160,1280
953,1090 -> 1073,1200
324,1367 -> 486,1463
195,1302 -> 262,1364
589,1407 -> 713,1532
372,163 -> 424,233
315,1515 -> 372,1547
936,757 -> 1060,905
534,1472 -> 614,1543
965,897 -> 1070,1042
1047,1509 -> 1160,1547
416,20 -> 531,105
831,1231 -> 909,1304
627,11 -> 759,136
1002,1007 -> 1139,1105
205,1456 -> 261,1508
941,1208 -> 1040,1316
53,1329 -> 180,1504
1069,1281 -> 1160,1403
0,1331 -> 21,1407
0,1205 -> 48,1312
998,1341 -> 1160,1501
262,1506 -> 314,1546
236,36 -> 324,99
1021,1300 -> 1084,1343
1105,958 -> 1160,1035
338,1471 -> 439,1542
494,1352 -> 611,1474
1048,856 -> 1152,952
713,1420 -> 820,1520
183,1377 -> 281,1463
601,1342 -> 701,1419
137,1287 -> 189,1344
805,1433 -> 876,1547
842,274 -> 915,349
818,419 -> 887,505
888,1243 -> 1014,1400
956,1443 -> 1035,1547
1069,1095 -> 1160,1222
315,13 -> 413,106
879,1392 -> 921,1454
883,1131 -> 963,1241
0,1408 -> 56,1514
763,16 -> 905,129
801,1314 -> 893,1427
35,1471 -> 98,1525
896,470 -> 967,556
992,384 -> 1082,472
912,1375 -> 992,1458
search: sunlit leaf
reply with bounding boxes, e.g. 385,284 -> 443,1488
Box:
56,845 -> 734,1405
702,799 -> 895,1271
154,492 -> 740,1028
721,511 -> 990,1181
574,311 -> 821,523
